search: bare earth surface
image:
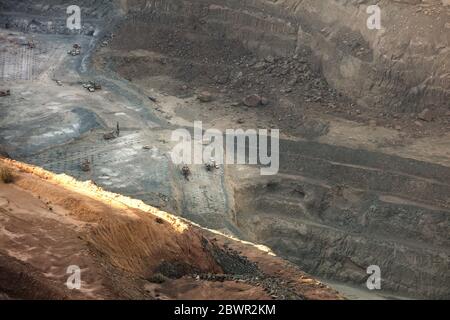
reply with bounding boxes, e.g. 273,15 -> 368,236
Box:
0,158 -> 342,300
0,0 -> 449,299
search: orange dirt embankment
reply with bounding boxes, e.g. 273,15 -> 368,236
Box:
0,158 -> 221,276
0,158 -> 342,300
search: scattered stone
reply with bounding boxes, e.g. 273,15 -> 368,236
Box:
197,91 -> 213,102
418,108 -> 434,122
242,94 -> 262,107
195,272 -> 302,300
369,120 -> 377,127
265,55 -> 275,63
0,89 -> 11,97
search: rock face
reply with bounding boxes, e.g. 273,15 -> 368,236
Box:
1,0 -> 448,299
114,0 -> 449,113
233,139 -> 450,299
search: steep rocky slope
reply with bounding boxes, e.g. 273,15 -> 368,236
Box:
2,0 -> 447,113
103,0 -> 450,298
0,0 -> 448,300
0,158 -> 341,300
116,0 -> 449,113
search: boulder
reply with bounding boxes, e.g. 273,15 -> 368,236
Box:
418,108 -> 434,122
197,91 -> 213,103
243,94 -> 262,107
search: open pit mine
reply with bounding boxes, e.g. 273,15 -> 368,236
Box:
0,0 -> 449,302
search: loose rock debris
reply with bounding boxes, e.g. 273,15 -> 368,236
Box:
0,89 -> 11,97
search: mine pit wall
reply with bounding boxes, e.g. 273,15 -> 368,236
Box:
234,176 -> 450,299
122,0 -> 449,112
0,0 -> 119,35
229,138 -> 450,299
119,0 -> 450,298
1,0 -> 448,299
